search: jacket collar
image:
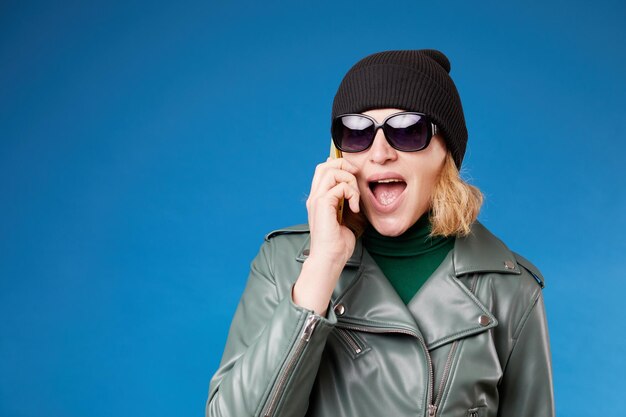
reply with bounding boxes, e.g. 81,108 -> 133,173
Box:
452,221 -> 522,276
296,220 -> 522,349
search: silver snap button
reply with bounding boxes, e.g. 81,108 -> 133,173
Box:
334,304 -> 346,316
478,315 -> 490,326
504,260 -> 515,270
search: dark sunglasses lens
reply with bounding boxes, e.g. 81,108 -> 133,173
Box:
385,113 -> 429,151
332,115 -> 375,152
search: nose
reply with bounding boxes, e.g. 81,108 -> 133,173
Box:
368,128 -> 398,164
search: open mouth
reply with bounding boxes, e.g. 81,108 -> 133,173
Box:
368,178 -> 407,207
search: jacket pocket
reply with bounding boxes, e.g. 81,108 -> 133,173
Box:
333,327 -> 370,359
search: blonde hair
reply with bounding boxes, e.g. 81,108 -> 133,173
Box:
429,152 -> 483,237
343,151 -> 483,239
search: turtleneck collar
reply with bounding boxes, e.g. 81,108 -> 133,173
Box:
362,211 -> 455,257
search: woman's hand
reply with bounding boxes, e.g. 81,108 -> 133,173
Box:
293,157 -> 360,315
307,157 -> 360,266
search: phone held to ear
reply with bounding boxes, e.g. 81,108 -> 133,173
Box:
329,139 -> 344,224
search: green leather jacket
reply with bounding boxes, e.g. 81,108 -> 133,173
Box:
206,220 -> 555,417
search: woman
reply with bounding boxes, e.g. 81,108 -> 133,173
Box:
206,49 -> 555,417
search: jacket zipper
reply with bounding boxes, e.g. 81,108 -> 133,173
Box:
335,323 -> 436,416
262,314 -> 320,417
261,275 -> 479,417
335,327 -> 363,354
336,275 -> 479,416
330,275 -> 479,416
431,339 -> 459,414
434,274 -> 477,417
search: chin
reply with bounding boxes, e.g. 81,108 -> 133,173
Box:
369,216 -> 412,237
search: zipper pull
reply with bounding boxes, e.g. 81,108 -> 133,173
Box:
428,404 -> 437,416
301,315 -> 320,342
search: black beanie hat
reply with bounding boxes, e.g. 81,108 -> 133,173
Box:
331,49 -> 468,169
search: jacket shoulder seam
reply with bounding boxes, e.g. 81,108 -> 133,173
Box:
265,238 -> 279,301
501,288 -> 542,376
264,224 -> 310,241
512,251 -> 546,288
511,287 -> 541,341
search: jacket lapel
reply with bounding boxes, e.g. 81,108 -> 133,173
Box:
407,249 -> 497,350
295,220 -> 522,349
296,236 -> 422,335
333,248 -> 424,334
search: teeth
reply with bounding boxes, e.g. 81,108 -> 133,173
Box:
376,179 -> 403,183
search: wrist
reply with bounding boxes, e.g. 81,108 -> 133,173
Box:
304,253 -> 348,276
292,257 -> 343,315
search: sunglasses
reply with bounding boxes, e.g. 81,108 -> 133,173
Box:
331,111 -> 438,153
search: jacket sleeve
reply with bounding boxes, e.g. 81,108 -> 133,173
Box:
496,288 -> 555,417
205,238 -> 337,417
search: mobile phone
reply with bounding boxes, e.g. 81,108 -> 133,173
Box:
329,139 -> 344,224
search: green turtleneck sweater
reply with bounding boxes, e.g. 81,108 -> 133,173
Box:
362,212 -> 455,304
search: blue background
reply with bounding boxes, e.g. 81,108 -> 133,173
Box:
1,1 -> 625,416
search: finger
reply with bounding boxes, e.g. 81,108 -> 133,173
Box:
324,182 -> 360,213
311,160 -> 330,193
339,182 -> 361,214
311,168 -> 359,198
311,157 -> 359,191
345,185 -> 360,213
308,178 -> 360,214
348,190 -> 360,213
325,157 -> 358,174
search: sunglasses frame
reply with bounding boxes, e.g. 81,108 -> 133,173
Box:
331,111 -> 439,153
